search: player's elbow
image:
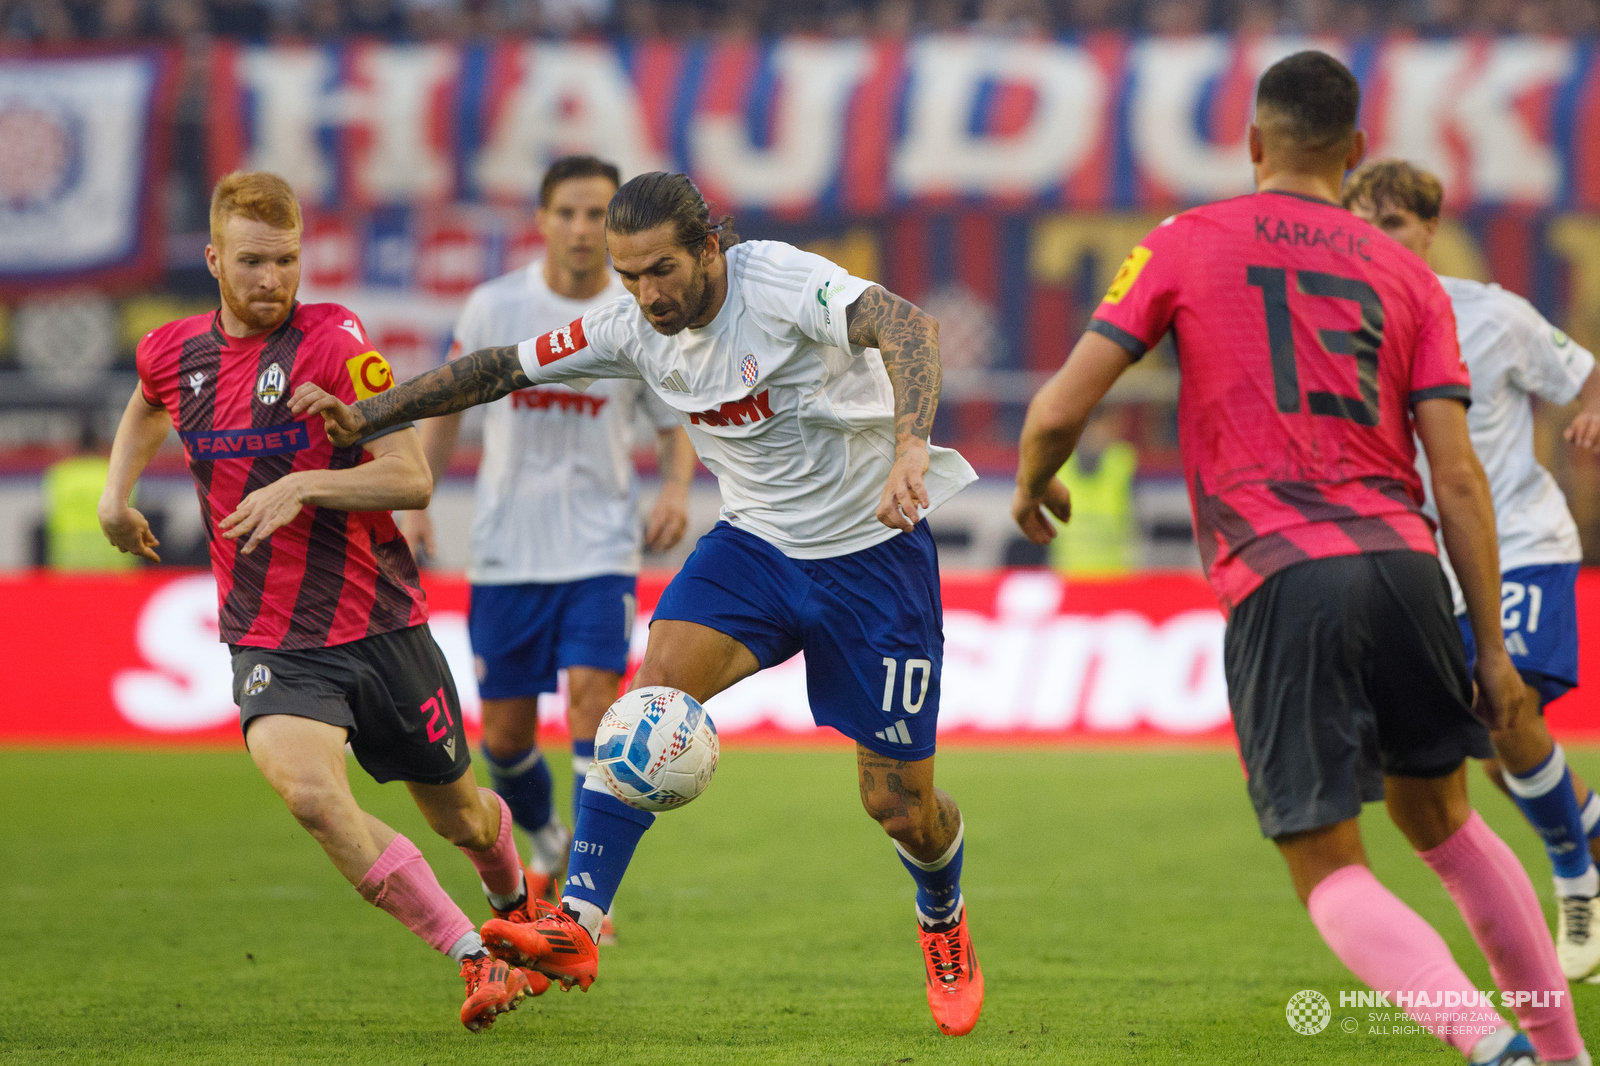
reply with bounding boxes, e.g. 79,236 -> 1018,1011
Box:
1429,454 -> 1487,506
395,459 -> 433,511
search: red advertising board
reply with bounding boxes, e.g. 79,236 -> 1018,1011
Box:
3,569 -> 1597,746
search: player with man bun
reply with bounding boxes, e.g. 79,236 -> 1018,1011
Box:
291,171 -> 986,1036
99,171 -> 539,1033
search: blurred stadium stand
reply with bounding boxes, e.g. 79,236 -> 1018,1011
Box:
2,14 -> 1599,571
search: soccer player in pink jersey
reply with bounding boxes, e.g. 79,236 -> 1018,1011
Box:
1014,52 -> 1586,1066
98,172 -> 539,1032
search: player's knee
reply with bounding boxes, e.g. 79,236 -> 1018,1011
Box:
1480,758 -> 1510,796
278,780 -> 345,834
864,803 -> 927,849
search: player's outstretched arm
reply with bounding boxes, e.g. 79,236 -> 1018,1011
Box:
1011,331 -> 1136,545
289,345 -> 532,448
97,386 -> 172,563
1415,397 -> 1535,732
846,285 -> 941,531
1564,365 -> 1600,452
219,427 -> 433,555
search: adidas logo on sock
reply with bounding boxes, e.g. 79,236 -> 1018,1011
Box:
874,721 -> 913,745
567,872 -> 597,890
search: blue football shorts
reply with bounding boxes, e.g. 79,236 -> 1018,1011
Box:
651,520 -> 945,760
1458,562 -> 1581,709
467,575 -> 637,700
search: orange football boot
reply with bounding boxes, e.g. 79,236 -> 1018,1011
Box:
486,879 -> 552,998
919,910 -> 984,1036
459,954 -> 531,1032
484,900 -> 598,991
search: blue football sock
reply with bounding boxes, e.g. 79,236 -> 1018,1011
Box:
896,820 -> 965,929
482,745 -> 554,834
571,739 -> 595,823
1504,745 -> 1597,890
561,786 -> 653,940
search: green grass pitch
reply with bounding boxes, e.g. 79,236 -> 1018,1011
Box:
4,745 -> 1600,1065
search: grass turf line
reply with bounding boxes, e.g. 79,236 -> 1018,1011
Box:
3,747 -> 1598,1065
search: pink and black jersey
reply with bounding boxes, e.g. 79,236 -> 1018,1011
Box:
137,303 -> 427,649
1089,190 -> 1470,612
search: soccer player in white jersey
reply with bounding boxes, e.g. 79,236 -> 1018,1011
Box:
292,171 -> 986,1036
1346,160 -> 1600,978
399,158 -> 696,934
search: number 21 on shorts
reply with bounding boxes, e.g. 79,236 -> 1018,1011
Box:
882,657 -> 933,715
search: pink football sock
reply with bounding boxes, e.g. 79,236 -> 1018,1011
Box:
1419,811 -> 1584,1063
1307,864 -> 1498,1055
357,834 -> 475,956
458,789 -> 524,899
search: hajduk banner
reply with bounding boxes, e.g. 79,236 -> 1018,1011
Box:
204,36 -> 1600,392
0,49 -> 176,294
5,568 -> 1600,746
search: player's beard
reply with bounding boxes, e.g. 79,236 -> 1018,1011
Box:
219,270 -> 294,334
645,262 -> 715,336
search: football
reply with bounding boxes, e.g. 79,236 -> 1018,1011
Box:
594,686 -> 719,812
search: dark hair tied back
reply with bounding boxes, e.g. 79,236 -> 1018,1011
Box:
606,171 -> 740,253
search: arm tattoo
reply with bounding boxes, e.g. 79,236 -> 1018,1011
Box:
846,285 -> 941,442
354,345 -> 531,434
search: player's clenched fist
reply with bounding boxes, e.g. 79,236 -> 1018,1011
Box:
289,382 -> 366,447
1010,480 -> 1072,546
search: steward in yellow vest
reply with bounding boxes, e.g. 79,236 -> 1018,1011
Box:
1049,440 -> 1138,578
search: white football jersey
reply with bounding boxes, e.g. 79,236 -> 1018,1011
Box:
1420,276 -> 1594,608
515,240 -> 977,559
452,260 -> 679,585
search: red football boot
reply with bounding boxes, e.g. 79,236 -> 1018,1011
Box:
484,900 -> 598,991
919,910 -> 984,1036
459,954 -> 530,1033
486,876 -> 552,998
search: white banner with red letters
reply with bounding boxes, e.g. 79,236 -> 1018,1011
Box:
7,569 -> 1600,746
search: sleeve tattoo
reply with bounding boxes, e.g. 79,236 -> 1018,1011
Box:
354,345 -> 531,434
845,285 -> 941,441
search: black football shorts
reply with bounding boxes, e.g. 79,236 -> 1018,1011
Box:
232,623 -> 471,786
1224,550 -> 1493,839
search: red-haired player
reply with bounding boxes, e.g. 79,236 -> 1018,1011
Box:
97,171 -> 538,1032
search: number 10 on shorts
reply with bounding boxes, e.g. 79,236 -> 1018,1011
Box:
881,657 -> 932,715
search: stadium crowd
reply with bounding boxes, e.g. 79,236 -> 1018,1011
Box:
2,0 -> 1597,41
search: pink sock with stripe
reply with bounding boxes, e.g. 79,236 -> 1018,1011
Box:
1419,811 -> 1585,1062
1307,863 -> 1497,1055
459,789 -> 525,899
358,834 -> 475,956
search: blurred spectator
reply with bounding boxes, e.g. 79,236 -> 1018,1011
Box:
1049,408 -> 1139,579
1141,0 -> 1206,31
41,428 -> 136,572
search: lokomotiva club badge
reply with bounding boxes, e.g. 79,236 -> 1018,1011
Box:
1287,990 -> 1331,1035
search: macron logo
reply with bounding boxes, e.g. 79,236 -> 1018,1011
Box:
339,319 -> 365,345
689,389 -> 774,428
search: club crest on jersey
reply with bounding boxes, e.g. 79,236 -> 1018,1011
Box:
255,362 -> 286,405
344,351 -> 394,400
739,354 -> 759,388
245,664 -> 272,696
535,318 -> 588,366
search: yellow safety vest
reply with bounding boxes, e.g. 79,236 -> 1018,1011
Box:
1049,442 -> 1138,578
43,455 -> 136,571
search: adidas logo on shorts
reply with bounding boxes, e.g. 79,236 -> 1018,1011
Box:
874,721 -> 913,746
